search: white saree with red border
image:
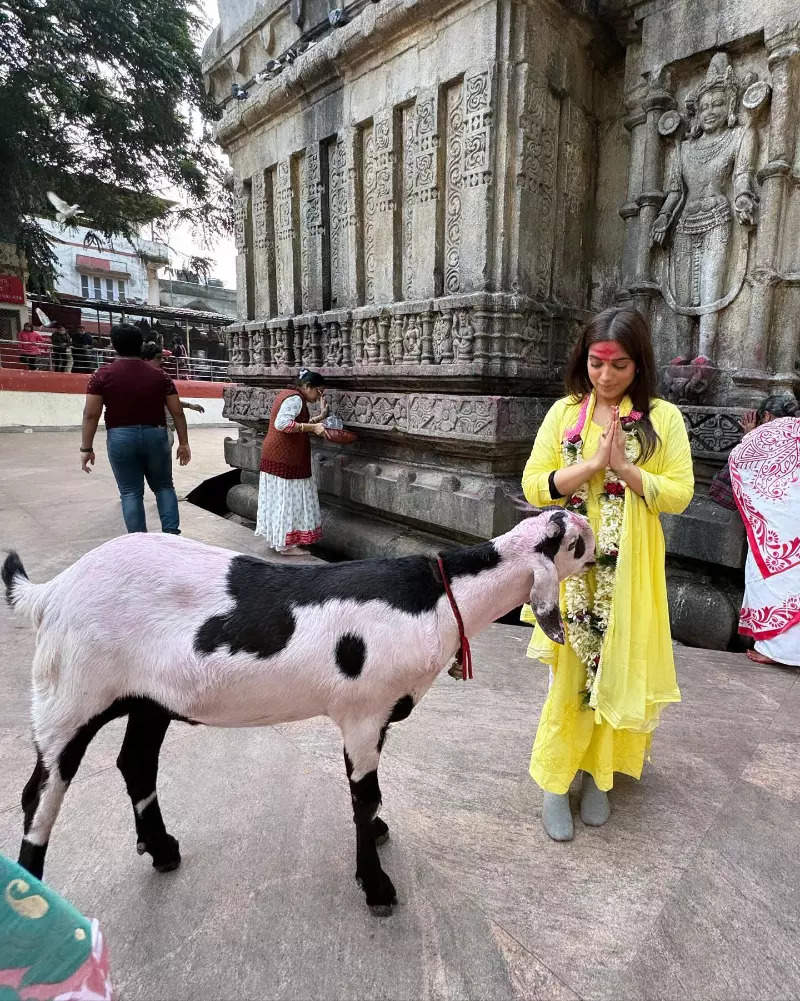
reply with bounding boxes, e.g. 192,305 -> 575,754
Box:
729,416 -> 800,664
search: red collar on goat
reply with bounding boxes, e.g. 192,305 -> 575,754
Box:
437,556 -> 473,681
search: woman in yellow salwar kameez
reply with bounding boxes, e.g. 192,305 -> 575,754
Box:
521,308 -> 694,841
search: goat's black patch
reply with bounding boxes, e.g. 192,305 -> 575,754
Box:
535,605 -> 564,645
2,550 -> 27,606
58,696 -> 196,784
18,839 -> 46,880
336,633 -> 366,678
534,510 -> 567,561
378,695 -> 415,751
194,544 -> 501,659
21,749 -> 48,835
573,534 -> 586,560
388,695 -> 414,723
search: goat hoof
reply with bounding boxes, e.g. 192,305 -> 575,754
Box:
373,817 -> 390,846
149,835 -> 181,873
357,870 -> 397,913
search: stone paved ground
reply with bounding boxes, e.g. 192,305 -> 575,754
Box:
1,430 -> 798,1001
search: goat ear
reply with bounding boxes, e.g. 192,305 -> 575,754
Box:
530,555 -> 565,644
501,485 -> 541,517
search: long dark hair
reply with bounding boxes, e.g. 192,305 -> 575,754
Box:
758,394 -> 799,421
564,307 -> 661,462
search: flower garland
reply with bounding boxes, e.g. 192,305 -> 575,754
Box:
561,393 -> 643,705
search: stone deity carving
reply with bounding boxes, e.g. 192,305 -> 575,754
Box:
520,313 -> 546,365
364,320 -> 380,362
229,331 -> 243,366
272,328 -> 287,367
651,53 -> 761,364
432,314 -> 453,363
326,324 -> 343,367
251,329 -> 265,366
403,319 -> 422,363
453,311 -> 475,362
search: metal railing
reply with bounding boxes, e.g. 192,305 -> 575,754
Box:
0,339 -> 231,382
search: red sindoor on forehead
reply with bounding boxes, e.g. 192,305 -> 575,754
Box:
588,340 -> 630,361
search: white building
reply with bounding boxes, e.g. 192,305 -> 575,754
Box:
36,218 -> 171,334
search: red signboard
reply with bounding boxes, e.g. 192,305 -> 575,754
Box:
0,274 -> 25,305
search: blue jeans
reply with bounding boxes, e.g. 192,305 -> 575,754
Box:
106,425 -> 180,534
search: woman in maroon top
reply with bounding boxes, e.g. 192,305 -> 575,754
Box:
256,369 -> 327,555
80,324 -> 191,535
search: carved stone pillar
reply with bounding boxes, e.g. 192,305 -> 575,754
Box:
472,306 -> 491,364
340,313 -> 352,367
377,311 -> 390,364
329,130 -> 359,309
420,308 -> 434,365
233,180 -> 250,320
252,169 -> 277,319
275,160 -> 297,317
405,89 -> 440,300
299,147 -> 326,313
634,72 -> 675,306
460,66 -> 495,293
372,111 -> 397,304
619,83 -> 648,291
740,23 -> 800,401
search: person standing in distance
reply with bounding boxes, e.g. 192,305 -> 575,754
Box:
80,323 -> 191,534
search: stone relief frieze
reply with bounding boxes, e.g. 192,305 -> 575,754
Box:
223,384 -> 557,443
226,295 -> 581,378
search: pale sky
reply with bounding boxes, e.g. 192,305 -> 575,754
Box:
163,0 -> 236,290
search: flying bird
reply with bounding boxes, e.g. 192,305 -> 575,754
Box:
47,191 -> 84,225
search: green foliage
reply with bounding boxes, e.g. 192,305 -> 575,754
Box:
0,0 -> 231,289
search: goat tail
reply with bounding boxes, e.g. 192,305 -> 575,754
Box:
2,551 -> 43,623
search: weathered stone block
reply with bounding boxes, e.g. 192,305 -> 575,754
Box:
662,496 -> 747,569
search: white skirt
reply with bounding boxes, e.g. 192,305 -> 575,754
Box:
255,472 -> 322,548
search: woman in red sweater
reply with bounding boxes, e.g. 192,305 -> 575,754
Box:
256,369 -> 328,555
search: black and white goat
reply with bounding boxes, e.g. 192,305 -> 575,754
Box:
3,507 -> 594,915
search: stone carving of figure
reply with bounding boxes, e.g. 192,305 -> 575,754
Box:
453,311 -> 475,362
230,331 -> 244,366
520,313 -> 546,365
364,320 -> 380,362
251,329 -> 265,366
651,52 -> 761,364
326,324 -> 343,367
403,319 -> 422,363
433,313 -> 454,363
272,327 -> 287,367
300,326 -> 313,366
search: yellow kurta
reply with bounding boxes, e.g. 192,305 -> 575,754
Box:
521,395 -> 694,793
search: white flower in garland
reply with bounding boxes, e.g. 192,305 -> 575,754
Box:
561,393 -> 643,706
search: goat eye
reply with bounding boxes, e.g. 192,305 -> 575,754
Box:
568,540 -> 576,552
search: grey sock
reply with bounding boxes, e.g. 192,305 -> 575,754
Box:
580,772 -> 611,826
542,791 -> 574,842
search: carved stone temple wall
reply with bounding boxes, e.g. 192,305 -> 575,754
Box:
204,0 -> 800,648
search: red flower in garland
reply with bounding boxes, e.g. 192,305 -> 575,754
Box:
604,481 -> 625,496
569,494 -> 584,507
565,430 -> 582,445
